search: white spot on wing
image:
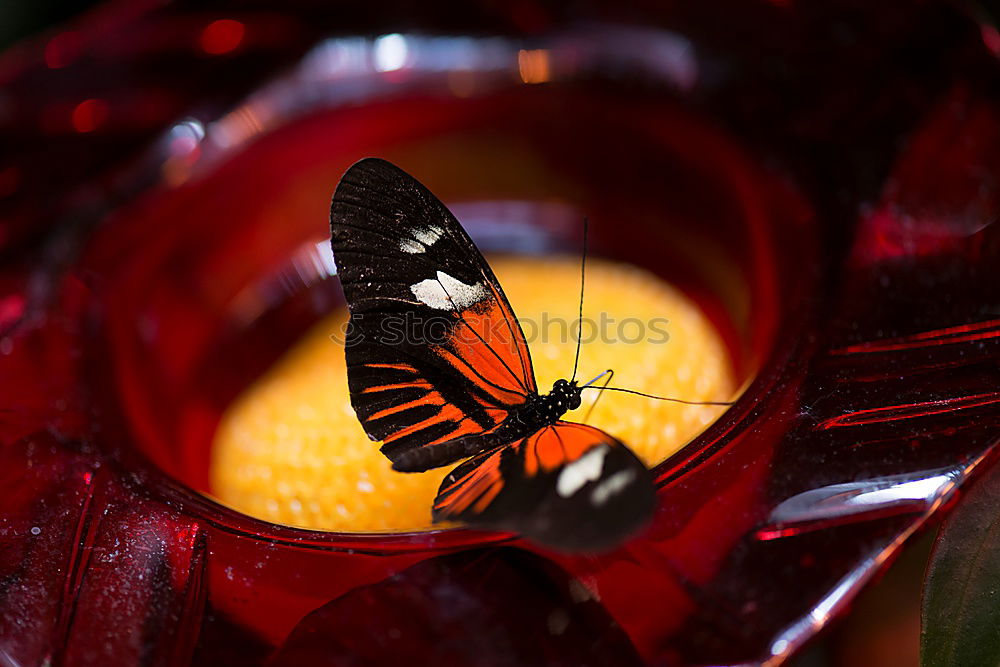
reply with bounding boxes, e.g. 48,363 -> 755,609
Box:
410,271 -> 487,310
590,469 -> 637,506
399,239 -> 425,254
413,225 -> 444,246
557,446 -> 609,498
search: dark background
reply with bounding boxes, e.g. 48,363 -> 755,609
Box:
0,0 -> 96,50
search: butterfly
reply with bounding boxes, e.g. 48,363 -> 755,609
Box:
329,158 -> 656,552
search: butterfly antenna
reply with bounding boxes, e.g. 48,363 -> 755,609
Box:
570,216 -> 588,383
581,385 -> 736,407
581,369 -> 614,424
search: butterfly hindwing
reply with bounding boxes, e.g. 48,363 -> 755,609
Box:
330,158 -> 536,467
433,422 -> 656,552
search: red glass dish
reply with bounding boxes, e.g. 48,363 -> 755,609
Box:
1,2 -> 998,665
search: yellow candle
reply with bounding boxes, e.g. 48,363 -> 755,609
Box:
210,255 -> 735,532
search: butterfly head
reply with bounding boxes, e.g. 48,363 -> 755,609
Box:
551,379 -> 583,412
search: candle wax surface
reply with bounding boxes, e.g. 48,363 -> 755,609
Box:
210,255 -> 735,532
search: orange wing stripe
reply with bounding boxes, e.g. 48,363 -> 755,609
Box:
523,423 -> 613,477
364,362 -> 418,372
436,345 -> 523,407
368,391 -> 446,421
486,283 -> 535,392
360,380 -> 432,394
449,312 -> 527,393
382,405 -> 464,444
472,480 -> 503,513
551,423 -> 601,460
435,452 -> 504,515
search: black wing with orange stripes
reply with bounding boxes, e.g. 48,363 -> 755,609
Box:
330,158 -> 536,467
433,422 -> 655,552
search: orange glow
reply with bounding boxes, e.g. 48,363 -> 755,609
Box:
71,99 -> 109,133
211,257 -> 734,532
517,49 -> 551,84
200,19 -> 245,55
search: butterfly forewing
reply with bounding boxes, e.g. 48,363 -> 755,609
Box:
433,422 -> 655,552
330,158 -> 536,467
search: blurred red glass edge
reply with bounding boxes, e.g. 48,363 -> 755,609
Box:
0,8 -> 998,667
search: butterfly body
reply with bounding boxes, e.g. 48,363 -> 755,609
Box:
330,158 -> 655,552
485,379 -> 584,446
391,379 -> 582,473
